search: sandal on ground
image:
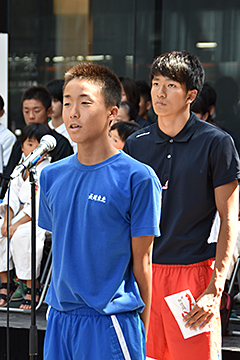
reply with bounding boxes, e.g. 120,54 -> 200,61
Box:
19,287 -> 40,308
0,282 -> 16,307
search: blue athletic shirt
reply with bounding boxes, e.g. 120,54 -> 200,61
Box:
38,151 -> 161,314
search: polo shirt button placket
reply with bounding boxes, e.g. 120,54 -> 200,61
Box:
167,139 -> 173,159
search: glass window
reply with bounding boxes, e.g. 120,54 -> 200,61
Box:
5,0 -> 240,134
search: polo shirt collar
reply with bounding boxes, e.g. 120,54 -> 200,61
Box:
154,112 -> 200,143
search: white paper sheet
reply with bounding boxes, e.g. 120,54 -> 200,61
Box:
164,289 -> 211,339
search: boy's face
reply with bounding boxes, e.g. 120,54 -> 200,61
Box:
51,98 -> 63,119
138,96 -> 151,118
22,99 -> 51,126
109,129 -> 125,150
151,74 -> 197,118
63,78 -> 117,146
116,106 -> 130,122
121,85 -> 127,102
21,137 -> 40,157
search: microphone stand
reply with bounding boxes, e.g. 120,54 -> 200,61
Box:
29,166 -> 38,359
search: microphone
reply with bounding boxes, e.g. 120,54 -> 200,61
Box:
10,135 -> 57,179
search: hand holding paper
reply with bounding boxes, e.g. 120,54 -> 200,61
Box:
165,290 -> 211,339
182,285 -> 221,330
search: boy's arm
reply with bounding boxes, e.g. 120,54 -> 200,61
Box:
1,206 -> 14,237
184,180 -> 239,330
131,235 -> 154,336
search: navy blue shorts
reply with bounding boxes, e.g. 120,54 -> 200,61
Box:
44,306 -> 146,360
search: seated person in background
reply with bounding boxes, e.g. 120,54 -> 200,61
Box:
109,121 -> 141,150
0,95 -> 16,175
0,123 -> 52,309
46,79 -> 77,153
0,86 -> 73,199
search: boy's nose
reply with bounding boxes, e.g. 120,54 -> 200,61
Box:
29,110 -> 35,118
70,110 -> 80,118
157,85 -> 166,97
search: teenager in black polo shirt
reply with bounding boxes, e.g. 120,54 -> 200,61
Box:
124,51 -> 240,360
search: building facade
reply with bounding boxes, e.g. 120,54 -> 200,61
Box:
0,0 -> 240,132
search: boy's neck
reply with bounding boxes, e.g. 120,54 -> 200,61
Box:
157,107 -> 191,137
51,116 -> 64,129
77,139 -> 119,166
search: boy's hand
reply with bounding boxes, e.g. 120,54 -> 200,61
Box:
8,224 -> 18,239
1,222 -> 8,237
183,286 -> 221,330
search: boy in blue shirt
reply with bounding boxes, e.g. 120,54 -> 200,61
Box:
38,63 -> 161,360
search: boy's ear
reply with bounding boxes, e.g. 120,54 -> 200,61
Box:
186,89 -> 198,105
107,106 -> 118,123
146,100 -> 152,111
0,109 -> 5,118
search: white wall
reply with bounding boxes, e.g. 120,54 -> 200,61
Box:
0,33 -> 8,128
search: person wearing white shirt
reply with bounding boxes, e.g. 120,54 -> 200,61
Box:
0,95 -> 17,173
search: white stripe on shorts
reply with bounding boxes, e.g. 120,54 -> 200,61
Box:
46,305 -> 51,321
111,315 -> 131,360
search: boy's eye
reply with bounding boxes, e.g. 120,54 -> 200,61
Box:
168,83 -> 176,88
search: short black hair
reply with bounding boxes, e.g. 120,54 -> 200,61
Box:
45,79 -> 64,103
64,63 -> 122,108
110,120 -> 141,142
20,123 -> 54,146
21,86 -> 51,111
0,95 -> 4,111
150,50 -> 205,93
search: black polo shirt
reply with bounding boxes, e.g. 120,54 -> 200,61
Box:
124,112 -> 240,265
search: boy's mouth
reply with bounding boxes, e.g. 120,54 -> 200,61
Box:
70,124 -> 80,129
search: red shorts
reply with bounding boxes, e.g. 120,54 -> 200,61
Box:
147,259 -> 221,360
